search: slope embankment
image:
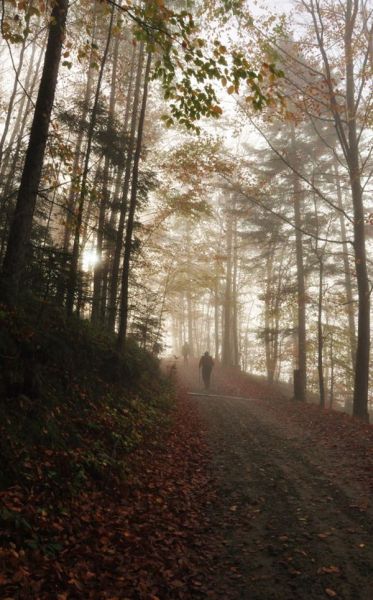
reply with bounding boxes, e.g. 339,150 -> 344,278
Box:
0,302 -> 171,490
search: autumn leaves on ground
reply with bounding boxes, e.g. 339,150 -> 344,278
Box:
1,348 -> 373,598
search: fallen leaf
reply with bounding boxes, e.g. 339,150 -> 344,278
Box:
318,532 -> 331,539
318,566 -> 341,575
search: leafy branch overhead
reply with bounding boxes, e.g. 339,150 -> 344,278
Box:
3,0 -> 284,131
111,0 -> 285,130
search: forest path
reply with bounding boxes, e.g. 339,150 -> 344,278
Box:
188,387 -> 373,600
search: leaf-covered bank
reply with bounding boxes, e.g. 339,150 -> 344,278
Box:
0,384 -> 214,599
0,300 -> 173,492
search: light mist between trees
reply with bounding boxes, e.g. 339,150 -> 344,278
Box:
0,0 -> 372,420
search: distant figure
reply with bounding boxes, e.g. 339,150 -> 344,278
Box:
199,351 -> 214,390
182,341 -> 190,364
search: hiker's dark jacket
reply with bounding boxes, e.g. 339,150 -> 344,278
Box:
199,355 -> 214,374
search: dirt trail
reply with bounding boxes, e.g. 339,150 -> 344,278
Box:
195,394 -> 373,599
174,360 -> 373,600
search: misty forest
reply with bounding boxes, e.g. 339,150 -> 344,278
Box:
1,0 -> 373,598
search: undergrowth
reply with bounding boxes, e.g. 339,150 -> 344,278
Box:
0,300 -> 174,492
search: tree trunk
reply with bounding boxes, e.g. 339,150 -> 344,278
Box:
214,261 -> 220,360
232,211 -> 239,367
91,29 -> 120,323
291,125 -> 307,401
360,0 -> 373,69
329,334 -> 335,409
312,0 -> 369,419
222,197 -> 233,367
0,0 -> 69,303
345,1 -> 370,421
272,255 -> 284,382
180,292 -> 185,351
334,162 -> 357,372
264,248 -> 274,383
55,25 -> 97,305
317,256 -> 325,408
117,51 -> 152,351
107,44 -> 143,331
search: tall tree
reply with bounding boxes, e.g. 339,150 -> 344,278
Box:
107,42 -> 144,331
66,4 -> 115,315
304,0 -> 371,420
290,124 -> 307,401
117,51 -> 152,350
1,0 -> 69,303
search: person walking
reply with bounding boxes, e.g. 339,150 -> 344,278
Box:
199,351 -> 214,390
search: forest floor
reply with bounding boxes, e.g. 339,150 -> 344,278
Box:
2,359 -> 373,599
